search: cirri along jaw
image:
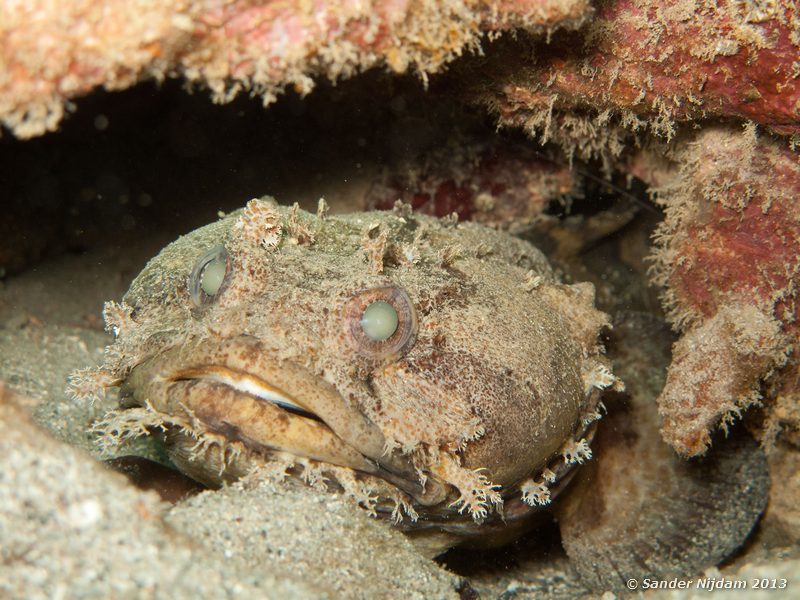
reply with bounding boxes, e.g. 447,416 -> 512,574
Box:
122,337 -> 449,507
117,334 -> 594,524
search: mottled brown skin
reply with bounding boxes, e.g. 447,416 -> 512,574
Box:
84,198 -> 612,545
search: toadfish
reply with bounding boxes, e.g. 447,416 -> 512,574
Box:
71,198 -> 767,590
75,198 -> 614,538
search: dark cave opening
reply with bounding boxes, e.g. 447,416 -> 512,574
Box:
0,63 -> 657,286
0,71 -> 486,276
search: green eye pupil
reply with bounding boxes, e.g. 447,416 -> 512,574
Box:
360,301 -> 399,341
200,256 -> 227,296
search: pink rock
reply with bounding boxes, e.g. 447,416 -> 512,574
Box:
0,0 -> 591,138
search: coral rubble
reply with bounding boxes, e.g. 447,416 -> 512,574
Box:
1,0 -> 590,138
363,136 -> 576,232
481,0 -> 800,143
650,126 -> 800,455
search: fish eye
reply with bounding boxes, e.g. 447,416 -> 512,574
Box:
343,286 -> 417,359
189,246 -> 230,306
361,301 -> 399,341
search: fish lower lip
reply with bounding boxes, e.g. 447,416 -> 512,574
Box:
163,364 -> 439,502
122,338 -> 450,507
165,375 -> 379,473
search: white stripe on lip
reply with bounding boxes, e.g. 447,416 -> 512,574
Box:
170,365 -> 317,419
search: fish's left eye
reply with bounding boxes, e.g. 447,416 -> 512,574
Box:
343,286 -> 417,360
189,246 -> 230,306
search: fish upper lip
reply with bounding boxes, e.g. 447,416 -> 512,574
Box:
168,364 -> 594,511
170,365 -> 323,422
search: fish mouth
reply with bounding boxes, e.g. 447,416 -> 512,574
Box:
171,365 -> 326,422
121,337 -> 448,509
117,336 -> 592,529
